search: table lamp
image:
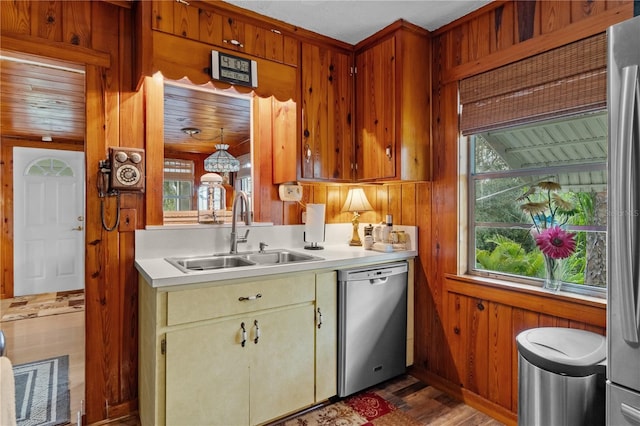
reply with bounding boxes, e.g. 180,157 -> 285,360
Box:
341,187 -> 373,246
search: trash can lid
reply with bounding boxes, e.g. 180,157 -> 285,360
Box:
516,327 -> 606,376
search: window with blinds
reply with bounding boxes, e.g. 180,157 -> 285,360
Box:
462,34 -> 608,296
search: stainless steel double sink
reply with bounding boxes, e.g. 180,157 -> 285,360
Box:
165,249 -> 323,273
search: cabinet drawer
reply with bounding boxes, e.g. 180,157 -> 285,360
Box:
166,273 -> 315,326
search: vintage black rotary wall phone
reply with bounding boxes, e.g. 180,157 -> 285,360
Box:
98,147 -> 145,231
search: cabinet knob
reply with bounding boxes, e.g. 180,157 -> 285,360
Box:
386,145 -> 393,160
304,144 -> 312,162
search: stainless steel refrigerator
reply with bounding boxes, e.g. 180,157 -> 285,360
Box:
607,13 -> 640,425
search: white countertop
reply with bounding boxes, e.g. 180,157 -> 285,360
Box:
135,223 -> 417,288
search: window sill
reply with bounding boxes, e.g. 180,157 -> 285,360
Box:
445,273 -> 606,327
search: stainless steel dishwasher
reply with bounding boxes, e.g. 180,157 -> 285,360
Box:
337,261 -> 408,397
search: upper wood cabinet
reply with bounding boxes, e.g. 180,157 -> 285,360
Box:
300,42 -> 353,181
150,0 -> 298,67
354,22 -> 431,182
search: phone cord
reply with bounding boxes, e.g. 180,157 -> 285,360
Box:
101,193 -> 120,231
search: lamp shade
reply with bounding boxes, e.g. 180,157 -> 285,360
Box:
204,143 -> 240,172
341,188 -> 373,213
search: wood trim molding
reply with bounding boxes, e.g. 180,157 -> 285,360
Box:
445,274 -> 606,328
0,32 -> 111,68
440,4 -> 633,84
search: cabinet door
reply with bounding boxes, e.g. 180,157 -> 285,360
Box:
355,36 -> 396,180
315,271 -> 338,401
165,318 -> 250,426
301,43 -> 353,181
250,305 -> 315,425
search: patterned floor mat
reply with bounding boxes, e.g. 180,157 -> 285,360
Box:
0,290 -> 84,322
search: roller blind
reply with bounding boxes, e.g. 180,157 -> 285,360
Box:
459,33 -> 606,135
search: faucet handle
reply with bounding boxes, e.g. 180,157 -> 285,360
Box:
259,242 -> 268,253
238,229 -> 250,243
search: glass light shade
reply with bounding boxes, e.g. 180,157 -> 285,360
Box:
204,144 -> 240,173
341,188 -> 373,213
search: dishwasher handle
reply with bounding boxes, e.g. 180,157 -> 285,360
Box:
370,277 -> 389,285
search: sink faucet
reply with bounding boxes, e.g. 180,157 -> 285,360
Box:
230,191 -> 252,254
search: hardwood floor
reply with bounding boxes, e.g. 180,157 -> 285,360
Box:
371,374 -> 504,425
1,310 -> 85,425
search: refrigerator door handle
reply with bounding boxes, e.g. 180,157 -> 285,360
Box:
621,402 -> 640,424
617,64 -> 640,344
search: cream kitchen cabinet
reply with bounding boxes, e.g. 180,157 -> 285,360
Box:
314,271 -> 338,401
165,304 -> 314,425
139,271 -> 336,426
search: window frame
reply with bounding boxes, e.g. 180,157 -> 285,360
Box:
465,133 -> 607,299
163,158 -> 195,212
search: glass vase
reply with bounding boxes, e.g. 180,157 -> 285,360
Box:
543,256 -> 562,292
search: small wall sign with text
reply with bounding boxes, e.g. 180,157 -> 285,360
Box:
211,50 -> 258,88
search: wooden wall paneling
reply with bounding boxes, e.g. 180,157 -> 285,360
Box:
571,0 -> 607,23
401,183 -> 416,226
446,292 -> 467,386
375,185 -> 388,221
85,61 -> 109,424
311,184 -> 328,206
467,11 -> 491,61
253,96 -> 273,223
515,0 -> 540,43
488,301 -> 513,410
0,140 -> 14,298
466,296 -> 489,397
490,3 -> 515,53
359,185 -> 378,225
143,75 -> 165,227
198,8 -> 223,46
386,183 -> 402,225
324,185 -> 342,223
151,0 -> 174,32
244,24 -> 266,58
33,1 -> 62,41
272,98 -> 297,184
264,29 -> 284,62
62,1 -> 92,47
283,36 -> 299,67
540,1 -> 572,34
174,0 -> 199,39
116,6 -> 142,407
0,0 -> 30,35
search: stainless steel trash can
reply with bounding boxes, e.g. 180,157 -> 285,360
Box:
516,327 -> 606,426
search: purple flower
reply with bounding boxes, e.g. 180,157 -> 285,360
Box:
535,226 -> 576,259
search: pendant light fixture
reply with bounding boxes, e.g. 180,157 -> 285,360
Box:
182,127 -> 241,173
204,128 -> 240,173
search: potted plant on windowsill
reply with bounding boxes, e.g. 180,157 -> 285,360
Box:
518,181 -> 577,292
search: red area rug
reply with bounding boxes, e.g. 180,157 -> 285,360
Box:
279,391 -> 421,426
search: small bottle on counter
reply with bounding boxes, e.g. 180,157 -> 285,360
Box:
382,214 -> 393,243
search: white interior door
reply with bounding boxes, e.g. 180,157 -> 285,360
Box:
13,147 -> 85,296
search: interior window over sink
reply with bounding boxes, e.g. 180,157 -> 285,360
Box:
466,110 -> 607,296
162,79 -> 252,225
